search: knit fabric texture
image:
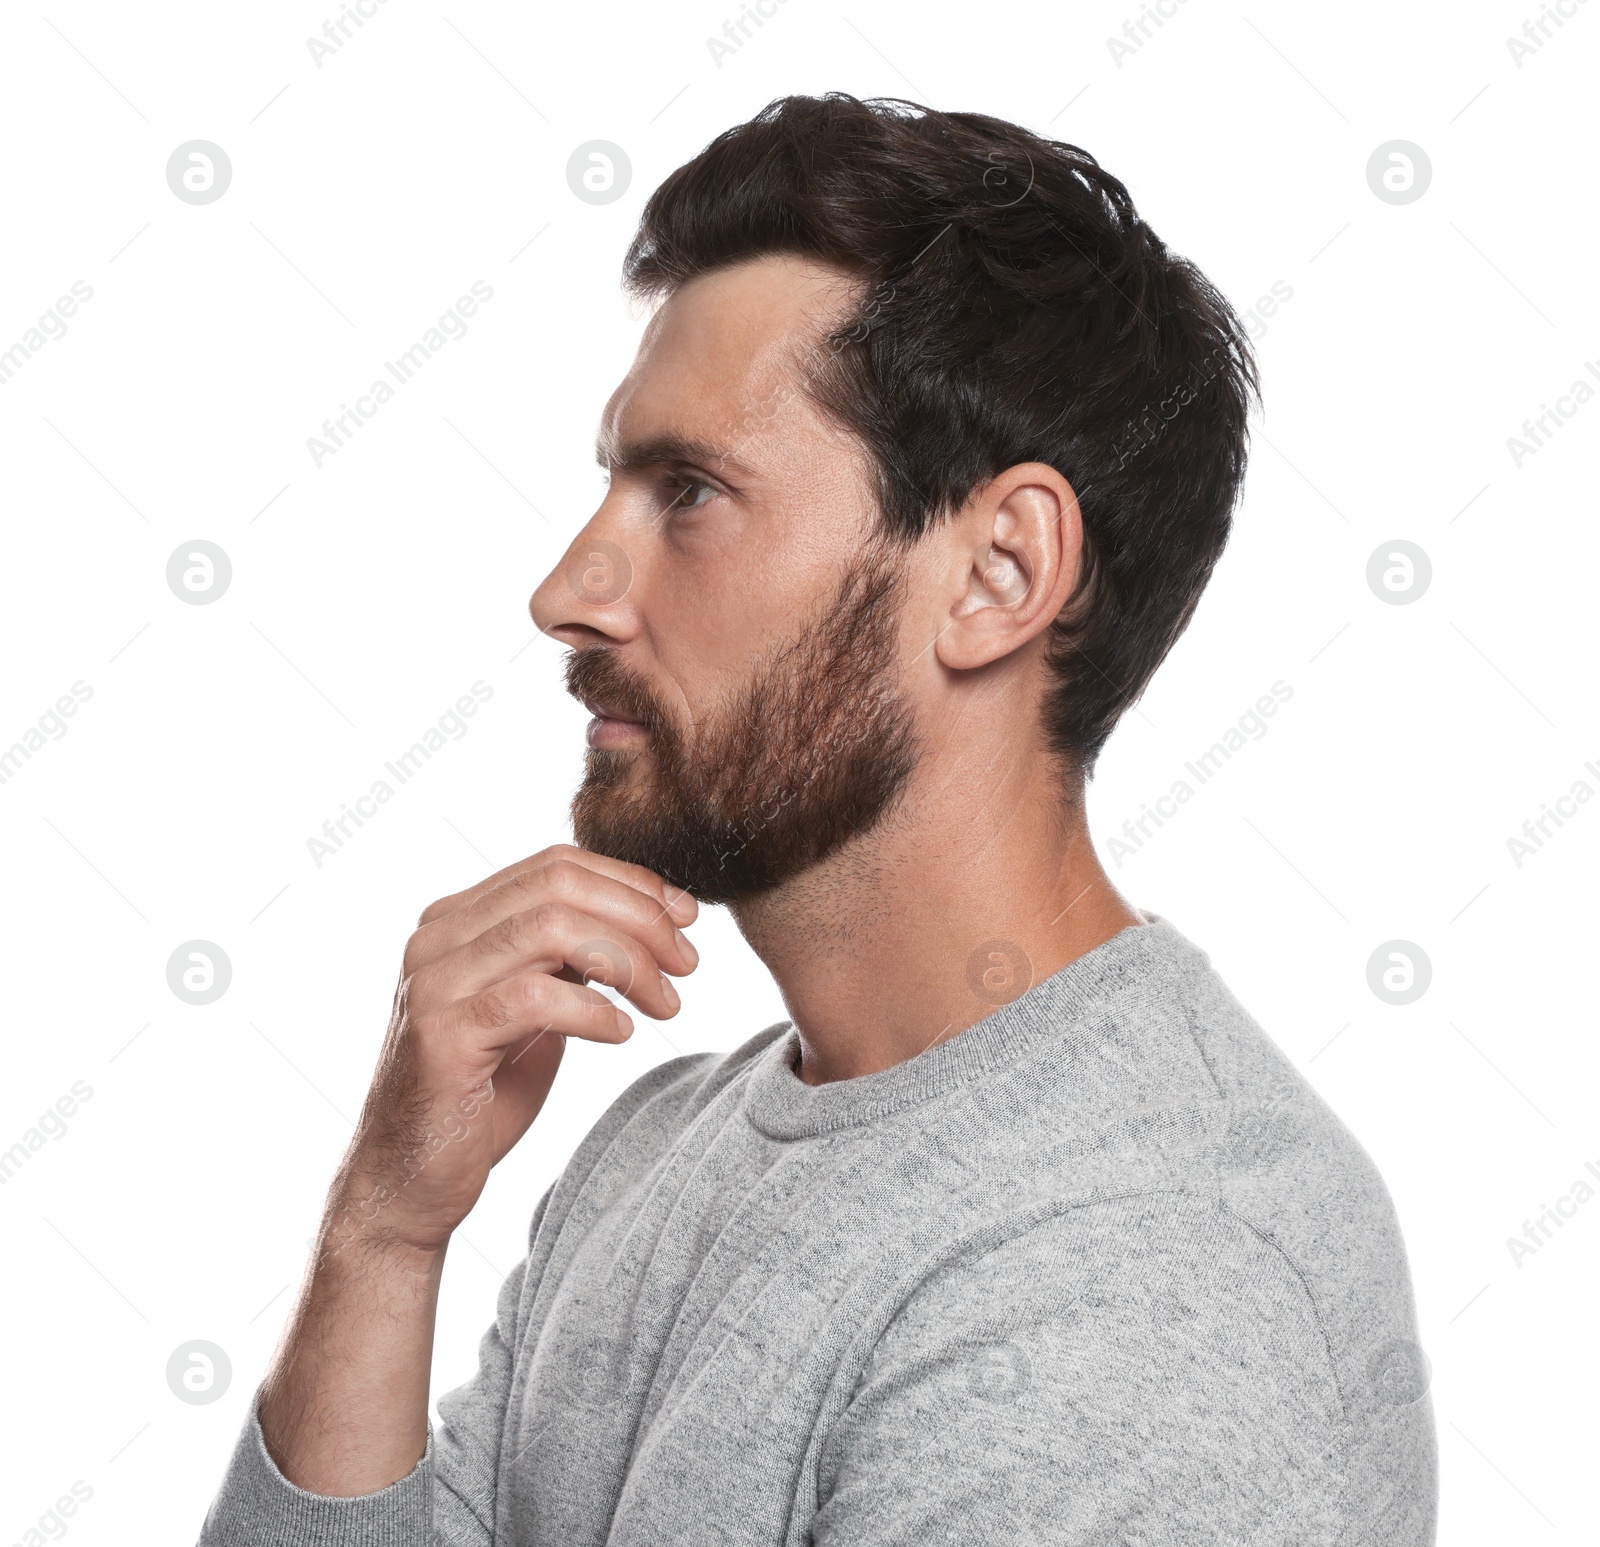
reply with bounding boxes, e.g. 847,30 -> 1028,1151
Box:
199,914 -> 1437,1545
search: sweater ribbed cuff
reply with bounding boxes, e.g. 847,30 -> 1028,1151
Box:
197,1388 -> 434,1546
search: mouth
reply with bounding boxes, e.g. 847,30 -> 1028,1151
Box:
580,695 -> 652,751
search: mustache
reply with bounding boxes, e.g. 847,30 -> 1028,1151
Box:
564,647 -> 666,734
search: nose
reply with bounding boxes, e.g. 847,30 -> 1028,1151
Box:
528,521 -> 641,650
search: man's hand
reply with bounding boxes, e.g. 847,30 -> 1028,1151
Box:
326,844 -> 699,1259
257,845 -> 697,1498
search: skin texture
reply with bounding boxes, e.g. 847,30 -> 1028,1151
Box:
257,253 -> 1141,1497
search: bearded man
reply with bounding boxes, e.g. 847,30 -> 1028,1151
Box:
201,93 -> 1437,1546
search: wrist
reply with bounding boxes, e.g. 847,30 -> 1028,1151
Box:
315,1187 -> 453,1274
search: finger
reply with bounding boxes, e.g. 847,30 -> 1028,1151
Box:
410,857 -> 699,978
432,970 -> 636,1061
415,901 -> 683,1021
418,844 -> 696,930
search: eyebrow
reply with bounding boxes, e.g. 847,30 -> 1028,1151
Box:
595,431 -> 754,481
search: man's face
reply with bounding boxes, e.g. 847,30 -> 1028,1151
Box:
528,255 -> 922,903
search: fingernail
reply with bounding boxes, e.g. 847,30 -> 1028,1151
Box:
661,975 -> 680,1010
664,885 -> 697,919
615,1009 -> 633,1036
675,929 -> 699,967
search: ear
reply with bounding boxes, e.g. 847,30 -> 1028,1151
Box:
934,463 -> 1083,672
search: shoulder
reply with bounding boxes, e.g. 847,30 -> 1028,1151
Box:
823,1195 -> 1350,1545
883,1192 -> 1340,1392
1051,919 -> 1419,1327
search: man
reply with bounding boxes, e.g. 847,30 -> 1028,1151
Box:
201,94 -> 1436,1544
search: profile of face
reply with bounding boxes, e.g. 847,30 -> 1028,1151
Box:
560,547 -> 916,904
528,257 -> 921,903
528,255 -> 1079,904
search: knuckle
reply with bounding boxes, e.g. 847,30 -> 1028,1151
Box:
403,920 -> 442,969
528,900 -> 571,939
510,972 -> 549,1013
521,972 -> 560,1023
402,964 -> 434,1008
504,866 -> 548,908
542,857 -> 584,893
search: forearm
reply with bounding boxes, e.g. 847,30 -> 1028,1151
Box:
219,845 -> 694,1509
257,1204 -> 446,1499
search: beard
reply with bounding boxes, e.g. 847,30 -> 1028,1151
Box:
566,544 -> 918,904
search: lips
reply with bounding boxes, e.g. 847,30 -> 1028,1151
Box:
566,650 -> 658,747
581,695 -> 647,727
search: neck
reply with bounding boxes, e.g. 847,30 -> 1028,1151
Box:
730,747 -> 1143,1086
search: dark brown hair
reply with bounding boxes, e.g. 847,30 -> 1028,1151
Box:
624,93 -> 1260,774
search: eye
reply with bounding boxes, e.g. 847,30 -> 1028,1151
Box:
664,473 -> 719,513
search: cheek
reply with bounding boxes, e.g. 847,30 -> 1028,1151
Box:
640,544 -> 829,715
647,564 -> 783,694
639,442 -> 881,706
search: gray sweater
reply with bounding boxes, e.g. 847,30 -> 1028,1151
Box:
199,915 -> 1437,1544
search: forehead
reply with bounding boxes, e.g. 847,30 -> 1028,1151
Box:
597,254 -> 863,471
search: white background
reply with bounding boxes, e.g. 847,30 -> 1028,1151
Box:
1,0 -> 1595,1540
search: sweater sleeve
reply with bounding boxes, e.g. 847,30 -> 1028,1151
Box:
197,1190 -> 549,1546
811,1196 -> 1352,1547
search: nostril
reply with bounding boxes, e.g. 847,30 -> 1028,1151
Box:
543,623 -> 614,649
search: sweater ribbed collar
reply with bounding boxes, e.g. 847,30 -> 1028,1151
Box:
741,912 -> 1189,1140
